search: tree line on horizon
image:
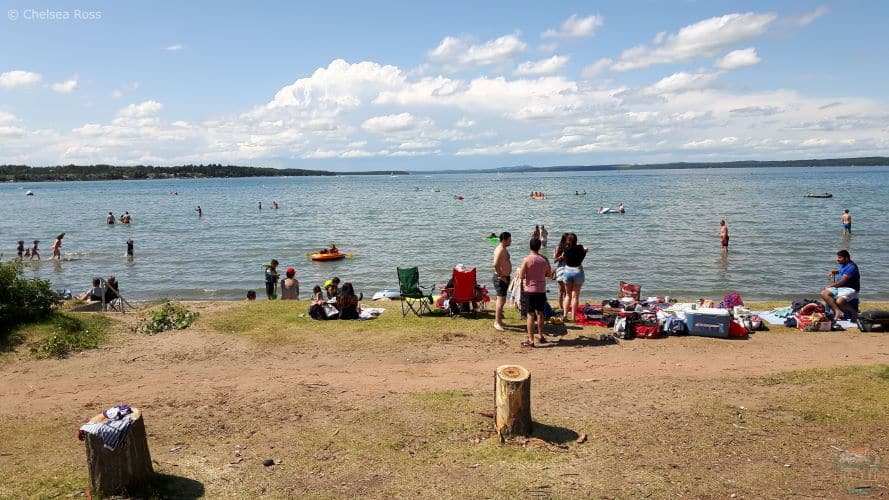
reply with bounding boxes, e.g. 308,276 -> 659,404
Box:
1,157 -> 886,182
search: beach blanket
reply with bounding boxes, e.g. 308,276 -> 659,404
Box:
758,307 -> 794,325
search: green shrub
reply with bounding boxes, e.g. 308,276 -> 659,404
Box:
135,301 -> 198,335
29,314 -> 104,358
0,260 -> 60,340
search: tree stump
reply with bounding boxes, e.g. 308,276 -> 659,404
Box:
83,407 -> 153,496
494,365 -> 532,440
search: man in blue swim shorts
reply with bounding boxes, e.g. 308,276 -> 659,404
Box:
821,249 -> 860,321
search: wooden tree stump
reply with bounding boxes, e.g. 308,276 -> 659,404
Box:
494,365 -> 532,440
82,407 -> 153,496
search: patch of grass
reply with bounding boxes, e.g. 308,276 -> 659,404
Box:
135,301 -> 198,335
205,300 -> 502,349
760,365 -> 889,426
0,418 -> 87,497
26,313 -> 109,358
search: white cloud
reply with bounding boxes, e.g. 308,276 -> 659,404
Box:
612,12 -> 776,71
580,58 -> 613,79
797,5 -> 829,26
644,71 -> 721,94
0,111 -> 16,123
714,48 -> 761,70
0,126 -> 24,137
166,44 -> 184,51
0,70 -> 43,89
427,34 -> 527,71
267,59 -> 405,111
51,78 -> 78,93
514,55 -> 568,76
117,100 -> 163,119
542,14 -> 604,38
361,112 -> 432,133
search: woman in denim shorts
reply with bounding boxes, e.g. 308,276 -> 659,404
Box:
560,233 -> 587,322
551,233 -> 569,310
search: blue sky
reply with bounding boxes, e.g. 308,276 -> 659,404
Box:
1,0 -> 888,170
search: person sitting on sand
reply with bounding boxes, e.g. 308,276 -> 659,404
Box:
104,276 -> 120,303
821,249 -> 861,321
76,278 -> 105,302
336,282 -> 361,320
280,267 -> 300,300
311,285 -> 324,303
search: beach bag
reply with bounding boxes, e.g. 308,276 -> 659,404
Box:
795,303 -> 831,332
729,320 -> 749,337
629,312 -> 661,339
857,311 -> 889,332
612,317 -> 631,339
664,316 -> 687,335
323,303 -> 340,319
720,293 -> 744,310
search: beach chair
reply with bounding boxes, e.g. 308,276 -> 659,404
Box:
446,266 -> 479,318
619,281 -> 641,302
397,267 -> 434,317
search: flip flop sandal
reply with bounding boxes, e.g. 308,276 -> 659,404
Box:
521,341 -> 535,348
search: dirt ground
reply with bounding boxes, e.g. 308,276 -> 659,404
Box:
1,301 -> 888,498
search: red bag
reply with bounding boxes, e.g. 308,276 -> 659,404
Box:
633,324 -> 662,339
729,320 -> 748,337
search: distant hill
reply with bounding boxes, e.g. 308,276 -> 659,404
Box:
427,156 -> 889,174
0,164 -> 409,182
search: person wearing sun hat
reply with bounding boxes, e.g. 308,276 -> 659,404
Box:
280,267 -> 300,300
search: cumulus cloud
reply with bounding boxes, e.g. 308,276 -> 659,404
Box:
361,112 -> 432,133
166,44 -> 184,51
0,70 -> 43,89
51,78 -> 79,93
714,48 -> 761,70
0,111 -> 17,123
613,12 -> 776,71
514,55 -> 568,76
644,71 -> 721,95
117,100 -> 163,119
455,117 -> 475,128
542,14 -> 604,38
427,34 -> 527,71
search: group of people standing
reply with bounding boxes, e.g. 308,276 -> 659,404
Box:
491,229 -> 589,348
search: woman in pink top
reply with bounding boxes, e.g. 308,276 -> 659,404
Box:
517,237 -> 552,347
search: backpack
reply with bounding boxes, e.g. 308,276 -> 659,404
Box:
720,293 -> 744,309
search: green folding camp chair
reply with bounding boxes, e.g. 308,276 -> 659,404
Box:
397,267 -> 434,317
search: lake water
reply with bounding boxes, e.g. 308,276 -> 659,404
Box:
2,166 -> 887,301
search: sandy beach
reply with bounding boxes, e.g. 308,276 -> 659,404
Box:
2,299 -> 888,497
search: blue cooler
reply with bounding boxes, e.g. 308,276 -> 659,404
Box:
685,308 -> 731,338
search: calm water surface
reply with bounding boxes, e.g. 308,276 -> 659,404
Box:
2,166 -> 887,301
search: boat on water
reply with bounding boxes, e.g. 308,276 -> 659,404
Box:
25,190 -> 33,196
310,251 -> 346,261
804,192 -> 833,198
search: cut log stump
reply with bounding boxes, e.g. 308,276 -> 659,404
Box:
494,365 -> 532,440
82,407 -> 153,497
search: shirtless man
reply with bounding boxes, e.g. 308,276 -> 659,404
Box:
719,220 -> 729,254
492,231 -> 512,331
842,209 -> 852,235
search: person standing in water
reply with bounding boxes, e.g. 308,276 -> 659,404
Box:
195,205 -> 202,217
30,240 -> 40,260
540,225 -> 548,247
258,201 -> 262,210
126,238 -> 134,258
720,220 -> 729,254
264,259 -> 279,300
51,233 -> 64,260
106,212 -> 115,224
842,209 -> 852,235
17,240 -> 24,259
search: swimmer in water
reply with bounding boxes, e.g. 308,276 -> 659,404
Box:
107,212 -> 115,224
195,205 -> 202,217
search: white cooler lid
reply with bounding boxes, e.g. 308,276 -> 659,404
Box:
684,307 -> 730,316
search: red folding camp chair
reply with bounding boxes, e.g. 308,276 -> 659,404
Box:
447,267 -> 479,318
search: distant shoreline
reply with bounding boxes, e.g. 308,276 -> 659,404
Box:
2,156 -> 887,182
